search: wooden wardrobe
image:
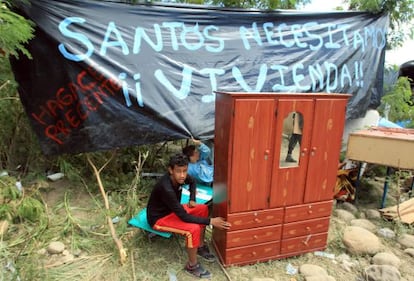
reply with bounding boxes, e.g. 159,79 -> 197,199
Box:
212,92 -> 350,266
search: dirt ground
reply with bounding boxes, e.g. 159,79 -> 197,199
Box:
8,173 -> 413,281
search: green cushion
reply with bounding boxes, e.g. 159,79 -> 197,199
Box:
128,208 -> 172,238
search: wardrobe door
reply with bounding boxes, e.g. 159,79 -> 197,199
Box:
229,98 -> 275,213
269,98 -> 314,207
304,98 -> 347,203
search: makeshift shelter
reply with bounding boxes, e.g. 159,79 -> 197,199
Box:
10,0 -> 389,155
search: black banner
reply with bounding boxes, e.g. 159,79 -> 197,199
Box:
11,0 -> 389,155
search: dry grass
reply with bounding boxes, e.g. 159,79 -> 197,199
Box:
2,174 -> 414,281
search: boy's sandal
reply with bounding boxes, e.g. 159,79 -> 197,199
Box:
185,262 -> 212,279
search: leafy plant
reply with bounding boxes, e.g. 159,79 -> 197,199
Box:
378,75 -> 414,128
0,175 -> 46,223
0,1 -> 38,174
0,203 -> 13,220
0,175 -> 21,202
176,0 -> 414,48
348,0 -> 414,48
0,0 -> 35,58
208,0 -> 311,9
16,196 -> 45,222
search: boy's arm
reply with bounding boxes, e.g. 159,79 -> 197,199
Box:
198,142 -> 211,161
162,183 -> 208,225
191,138 -> 211,161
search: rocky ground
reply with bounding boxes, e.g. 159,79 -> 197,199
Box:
2,176 -> 413,281
33,178 -> 414,281
35,200 -> 414,281
327,201 -> 414,281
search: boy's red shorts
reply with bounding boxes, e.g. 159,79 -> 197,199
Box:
153,204 -> 208,248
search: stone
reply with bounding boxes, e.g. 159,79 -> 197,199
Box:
47,241 -> 65,254
366,209 -> 381,219
403,248 -> 414,257
372,252 -> 400,268
252,278 -> 275,281
350,219 -> 377,232
397,234 -> 414,249
299,264 -> 328,277
343,226 -> 382,255
364,265 -> 401,281
377,228 -> 396,239
335,209 -> 356,223
338,202 -> 359,213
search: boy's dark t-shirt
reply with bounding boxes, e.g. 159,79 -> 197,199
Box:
146,173 -> 210,227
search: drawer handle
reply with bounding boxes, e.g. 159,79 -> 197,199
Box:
254,218 -> 261,223
253,235 -> 258,239
302,234 -> 312,246
308,210 -> 313,214
252,251 -> 257,256
306,227 -> 311,232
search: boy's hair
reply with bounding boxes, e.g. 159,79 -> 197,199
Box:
169,153 -> 189,168
182,145 -> 196,159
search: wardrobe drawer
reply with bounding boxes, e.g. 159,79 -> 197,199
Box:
284,201 -> 333,223
227,208 -> 284,231
283,217 -> 330,239
227,225 -> 282,248
225,241 -> 280,266
280,232 -> 328,254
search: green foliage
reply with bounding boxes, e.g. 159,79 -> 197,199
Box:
16,196 -> 45,222
0,176 -> 20,220
0,2 -> 38,174
175,0 -> 413,48
0,203 -> 12,220
0,175 -> 46,222
55,154 -> 88,183
0,1 -> 35,58
0,175 -> 21,202
176,0 -> 311,9
166,0 -> 414,49
81,142 -> 179,194
348,0 -> 414,48
378,74 -> 414,128
366,164 -> 387,177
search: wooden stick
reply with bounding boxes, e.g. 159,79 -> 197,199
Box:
131,249 -> 136,281
87,153 -> 127,265
208,240 -> 233,281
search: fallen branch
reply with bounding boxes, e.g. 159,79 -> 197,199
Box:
86,153 -> 127,265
